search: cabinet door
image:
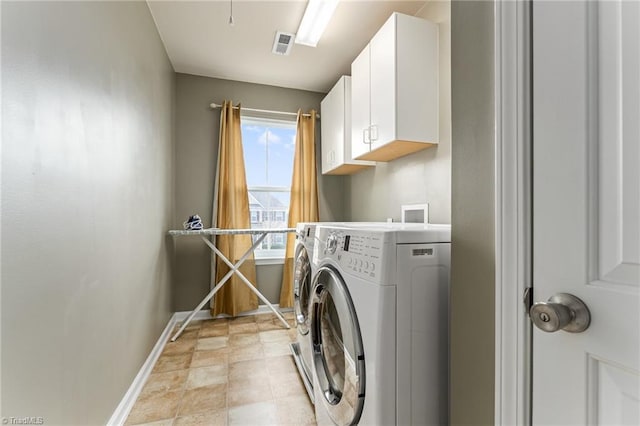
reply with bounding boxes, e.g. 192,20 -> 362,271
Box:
350,45 -> 371,160
369,13 -> 397,151
320,78 -> 343,174
395,13 -> 438,143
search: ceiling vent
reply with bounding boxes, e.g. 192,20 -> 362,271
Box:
272,31 -> 295,56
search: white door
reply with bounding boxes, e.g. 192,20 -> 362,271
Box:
532,0 -> 640,424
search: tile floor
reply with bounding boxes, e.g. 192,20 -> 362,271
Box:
125,312 -> 316,426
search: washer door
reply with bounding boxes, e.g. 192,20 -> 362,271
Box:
293,246 -> 312,335
311,266 -> 365,426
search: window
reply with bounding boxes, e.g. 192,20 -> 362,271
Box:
250,211 -> 260,223
241,115 -> 296,259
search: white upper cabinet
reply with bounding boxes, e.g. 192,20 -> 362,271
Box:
350,47 -> 372,161
321,76 -> 375,175
351,12 -> 438,162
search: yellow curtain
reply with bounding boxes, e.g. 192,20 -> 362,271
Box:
211,100 -> 258,316
279,109 -> 319,307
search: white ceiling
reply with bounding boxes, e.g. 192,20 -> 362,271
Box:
147,0 -> 428,93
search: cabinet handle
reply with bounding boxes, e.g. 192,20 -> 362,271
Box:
370,124 -> 378,141
363,128 -> 371,144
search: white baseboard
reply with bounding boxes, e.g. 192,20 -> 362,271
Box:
107,304 -> 291,424
172,309 -> 214,322
210,304 -> 292,319
107,313 -> 179,425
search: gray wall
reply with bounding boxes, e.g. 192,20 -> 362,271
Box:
173,73 -> 345,311
345,1 -> 451,224
450,1 -> 495,424
1,2 -> 175,424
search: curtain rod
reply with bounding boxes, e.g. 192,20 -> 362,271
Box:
210,103 -> 320,119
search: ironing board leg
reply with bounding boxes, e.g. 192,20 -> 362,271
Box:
170,233 -> 268,341
204,235 -> 291,329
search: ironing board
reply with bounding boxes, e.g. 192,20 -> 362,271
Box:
168,227 -> 295,341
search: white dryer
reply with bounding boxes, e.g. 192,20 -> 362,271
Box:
310,223 -> 451,425
290,222 -> 318,402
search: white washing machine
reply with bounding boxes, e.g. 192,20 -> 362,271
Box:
310,223 -> 451,425
290,221 -> 427,404
290,222 -> 319,402
290,221 -> 376,402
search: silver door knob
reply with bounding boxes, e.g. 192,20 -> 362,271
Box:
530,293 -> 591,333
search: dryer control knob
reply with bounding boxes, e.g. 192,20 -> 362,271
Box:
325,234 -> 338,254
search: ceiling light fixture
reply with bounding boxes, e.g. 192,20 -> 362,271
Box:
295,0 -> 339,47
228,0 -> 234,26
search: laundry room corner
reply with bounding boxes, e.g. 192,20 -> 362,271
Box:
171,74 -> 347,313
344,0 -> 451,224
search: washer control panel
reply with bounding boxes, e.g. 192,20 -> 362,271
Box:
317,227 -> 385,283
